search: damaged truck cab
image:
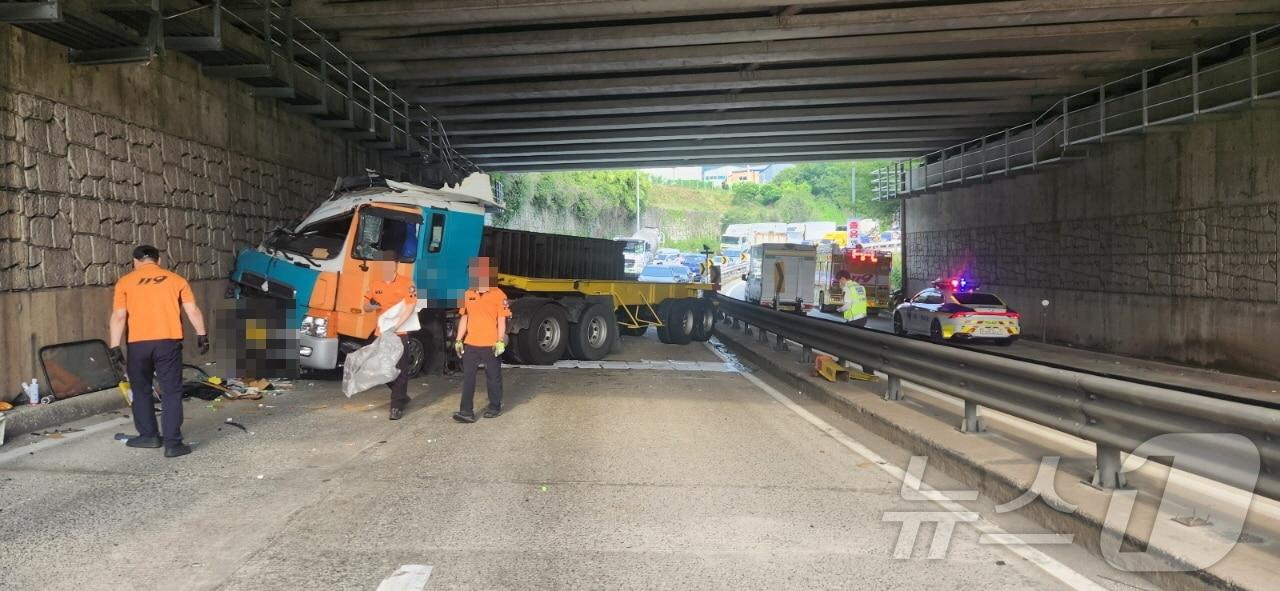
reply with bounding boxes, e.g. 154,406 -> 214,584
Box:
230,173 -> 495,377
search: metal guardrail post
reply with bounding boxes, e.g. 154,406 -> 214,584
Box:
1251,31 -> 1259,99
1141,68 -> 1149,126
960,400 -> 986,433
1099,84 -> 1106,137
757,327 -> 770,344
1003,129 -> 1010,175
884,375 -> 903,401
774,333 -> 789,352
1030,118 -> 1038,166
1192,50 -> 1200,115
801,345 -> 813,364
1061,99 -> 1069,148
980,135 -> 987,181
1092,443 -> 1127,489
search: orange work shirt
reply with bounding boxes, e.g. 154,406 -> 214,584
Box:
459,288 -> 511,346
112,262 -> 194,343
366,275 -> 417,336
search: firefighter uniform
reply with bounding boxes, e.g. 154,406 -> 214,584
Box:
365,275 -> 417,417
457,287 -> 512,417
112,261 -> 195,448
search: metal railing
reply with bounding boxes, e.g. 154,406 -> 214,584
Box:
873,25 -> 1280,200
714,295 -> 1280,500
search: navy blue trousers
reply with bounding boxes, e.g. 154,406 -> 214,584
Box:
460,345 -> 502,413
127,339 -> 185,446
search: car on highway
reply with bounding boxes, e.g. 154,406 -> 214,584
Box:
681,252 -> 708,281
639,264 -> 689,283
892,279 -> 1020,345
652,248 -> 684,266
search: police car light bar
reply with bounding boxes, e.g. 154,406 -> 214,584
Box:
934,277 -> 979,292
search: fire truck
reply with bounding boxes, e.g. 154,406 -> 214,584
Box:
814,243 -> 893,315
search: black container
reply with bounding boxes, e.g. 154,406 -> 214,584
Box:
479,227 -> 626,281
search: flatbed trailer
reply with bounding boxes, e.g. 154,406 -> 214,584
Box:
496,273 -> 717,365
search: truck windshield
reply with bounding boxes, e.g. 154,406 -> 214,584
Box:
619,239 -> 647,253
721,235 -> 741,245
265,213 -> 352,260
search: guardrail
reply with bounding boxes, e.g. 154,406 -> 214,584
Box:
714,295 -> 1280,500
872,25 -> 1280,199
716,261 -> 749,281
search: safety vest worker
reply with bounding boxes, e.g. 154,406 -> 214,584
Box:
837,270 -> 868,327
108,245 -> 208,458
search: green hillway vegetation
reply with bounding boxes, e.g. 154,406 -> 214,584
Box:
489,161 -> 902,253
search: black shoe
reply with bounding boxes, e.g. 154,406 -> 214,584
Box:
452,411 -> 477,423
389,407 -> 404,421
126,436 -> 161,449
164,443 -> 192,458
482,407 -> 502,419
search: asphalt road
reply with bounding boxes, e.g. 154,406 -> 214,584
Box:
0,332 -> 1152,590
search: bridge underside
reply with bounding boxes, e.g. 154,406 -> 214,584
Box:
287,0 -> 1276,171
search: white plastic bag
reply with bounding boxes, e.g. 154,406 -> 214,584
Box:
342,306 -> 410,397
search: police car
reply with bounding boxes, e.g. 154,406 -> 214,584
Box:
892,278 -> 1020,345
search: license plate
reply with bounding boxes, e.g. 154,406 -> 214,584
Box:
977,328 -> 1005,337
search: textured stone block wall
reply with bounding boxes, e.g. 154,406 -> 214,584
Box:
0,89 -> 331,292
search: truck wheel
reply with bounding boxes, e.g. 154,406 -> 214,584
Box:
657,300 -> 694,345
403,332 -> 428,378
690,300 -> 715,342
568,304 -> 616,361
518,304 -> 569,365
502,339 -> 526,365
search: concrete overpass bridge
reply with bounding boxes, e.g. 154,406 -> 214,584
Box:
2,4 -> 1280,588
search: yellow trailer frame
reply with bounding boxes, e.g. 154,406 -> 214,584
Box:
496,273 -> 714,329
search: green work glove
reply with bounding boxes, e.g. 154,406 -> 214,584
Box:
494,341 -> 506,356
453,340 -> 464,356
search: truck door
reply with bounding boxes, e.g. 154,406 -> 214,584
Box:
336,204 -> 424,338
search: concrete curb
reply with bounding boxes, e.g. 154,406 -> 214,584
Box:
0,389 -> 127,442
713,324 -> 1264,591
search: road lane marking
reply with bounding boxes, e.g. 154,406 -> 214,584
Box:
376,564 -> 432,591
506,359 -> 735,372
0,416 -> 132,465
703,340 -> 1105,591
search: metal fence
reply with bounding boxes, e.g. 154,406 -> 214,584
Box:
873,25 -> 1280,200
714,295 -> 1280,501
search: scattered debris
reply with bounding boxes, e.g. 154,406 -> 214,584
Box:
255,474 -> 264,480
0,401 -> 12,412
114,433 -> 130,441
225,421 -> 248,433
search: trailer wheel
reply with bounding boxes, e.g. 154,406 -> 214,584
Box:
568,304 -> 616,361
518,304 -> 569,365
690,300 -> 715,342
657,300 -> 694,345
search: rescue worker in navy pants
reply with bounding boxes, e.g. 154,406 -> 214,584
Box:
109,245 -> 209,458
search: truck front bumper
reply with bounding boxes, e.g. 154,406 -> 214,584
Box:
298,333 -> 339,370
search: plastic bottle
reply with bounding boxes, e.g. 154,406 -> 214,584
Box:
24,379 -> 40,405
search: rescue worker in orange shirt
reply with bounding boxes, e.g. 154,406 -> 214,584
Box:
108,245 -> 208,458
452,257 -> 511,423
364,264 -> 419,421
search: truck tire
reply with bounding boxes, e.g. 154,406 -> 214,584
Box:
690,300 -> 715,342
657,300 -> 694,345
403,332 -> 428,378
568,303 -> 616,361
518,304 -> 569,365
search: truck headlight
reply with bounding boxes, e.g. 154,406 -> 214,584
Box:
301,315 -> 328,337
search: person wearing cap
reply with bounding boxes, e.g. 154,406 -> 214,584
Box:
452,257 -> 511,423
363,264 -> 418,421
108,245 -> 208,458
